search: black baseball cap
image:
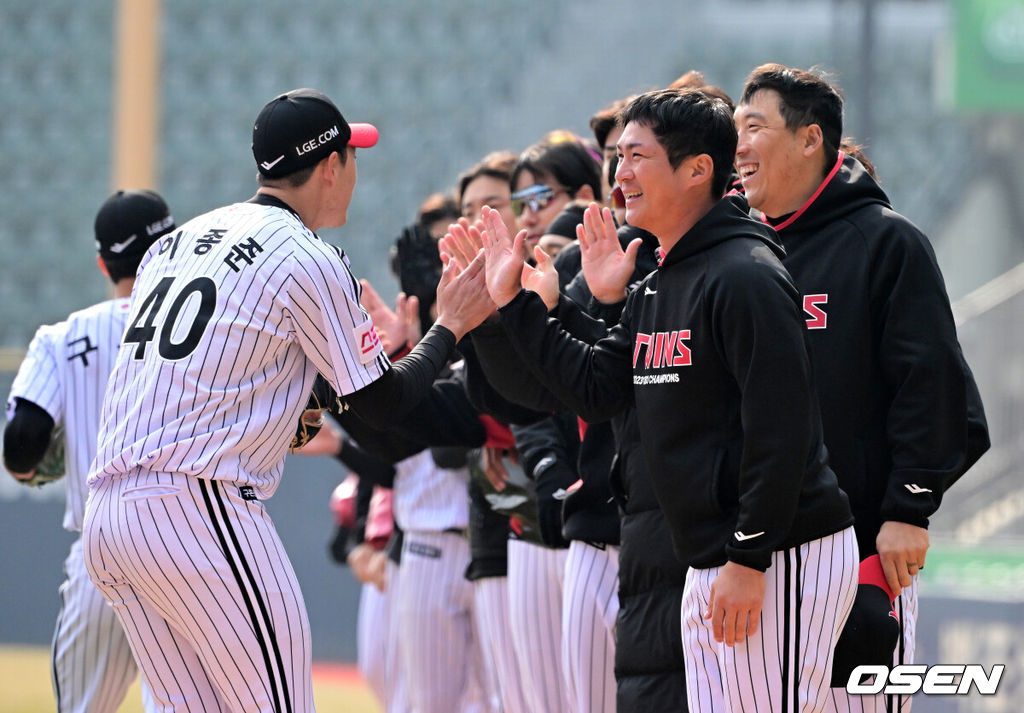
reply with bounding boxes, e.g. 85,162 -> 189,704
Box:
544,202 -> 586,240
252,88 -> 379,178
830,555 -> 901,687
94,189 -> 175,260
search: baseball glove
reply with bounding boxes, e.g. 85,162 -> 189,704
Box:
290,375 -> 342,451
467,447 -> 541,541
22,425 -> 66,487
390,222 -> 443,305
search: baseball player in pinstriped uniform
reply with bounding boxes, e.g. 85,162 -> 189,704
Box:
464,468 -> 530,713
390,447 -> 491,713
505,536 -> 570,712
504,136 -> 604,713
560,523 -> 619,713
80,88 -> 492,712
297,432 -> 395,710
3,190 -> 176,713
382,533 -> 412,713
456,152 -> 534,713
455,151 -> 622,713
346,282 -> 494,713
350,486 -> 399,711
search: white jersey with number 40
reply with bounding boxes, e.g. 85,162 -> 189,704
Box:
89,200 -> 388,497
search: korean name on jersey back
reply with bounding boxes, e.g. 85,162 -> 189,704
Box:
124,219 -> 266,362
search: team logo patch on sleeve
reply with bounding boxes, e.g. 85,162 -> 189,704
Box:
353,318 -> 382,364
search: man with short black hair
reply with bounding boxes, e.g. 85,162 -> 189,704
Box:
4,189 -> 176,713
80,88 -> 492,711
471,87 -> 860,713
734,63 -> 989,712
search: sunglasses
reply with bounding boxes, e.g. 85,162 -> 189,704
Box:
511,185 -> 563,217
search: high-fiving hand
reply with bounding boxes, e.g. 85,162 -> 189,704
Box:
478,206 -> 530,308
359,278 -> 421,354
578,203 -> 641,304
444,212 -> 560,311
432,241 -> 493,340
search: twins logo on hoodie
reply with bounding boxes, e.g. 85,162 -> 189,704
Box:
632,330 -> 692,385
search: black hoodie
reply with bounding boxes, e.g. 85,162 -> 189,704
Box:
499,194 -> 853,570
765,152 -> 989,557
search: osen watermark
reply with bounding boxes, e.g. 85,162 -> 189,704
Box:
847,664 -> 1004,696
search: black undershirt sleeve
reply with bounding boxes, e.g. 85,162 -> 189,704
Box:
466,322 -> 565,415
2,398 -> 55,473
335,440 -> 397,488
328,408 -> 428,465
460,334 -> 553,425
388,374 -> 487,448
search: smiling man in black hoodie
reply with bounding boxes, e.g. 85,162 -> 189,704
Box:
734,64 -> 990,713
472,87 -> 859,713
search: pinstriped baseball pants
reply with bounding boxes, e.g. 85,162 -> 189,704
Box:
356,581 -> 389,708
561,541 -> 618,713
506,539 -> 570,713
395,530 -> 489,713
83,474 -> 314,713
473,576 -> 530,713
52,538 -> 153,713
683,527 -> 859,713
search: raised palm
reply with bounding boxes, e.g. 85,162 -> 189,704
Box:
578,203 -> 641,304
479,206 -> 529,308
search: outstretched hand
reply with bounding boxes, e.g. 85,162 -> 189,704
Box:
578,203 -> 640,304
360,279 -> 420,353
522,245 -> 559,311
440,218 -> 483,270
445,214 -> 558,311
359,277 -> 391,321
433,248 -> 493,340
479,206 -> 528,308
440,219 -> 500,322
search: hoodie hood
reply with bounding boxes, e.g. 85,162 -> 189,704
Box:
766,152 -> 891,235
661,192 -> 786,268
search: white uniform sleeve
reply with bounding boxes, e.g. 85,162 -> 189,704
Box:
280,243 -> 389,396
7,323 -> 64,425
